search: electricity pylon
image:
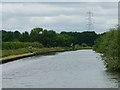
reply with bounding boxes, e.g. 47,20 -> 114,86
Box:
86,10 -> 94,31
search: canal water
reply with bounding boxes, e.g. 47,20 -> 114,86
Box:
2,50 -> 118,88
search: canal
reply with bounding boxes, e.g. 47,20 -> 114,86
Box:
2,50 -> 118,88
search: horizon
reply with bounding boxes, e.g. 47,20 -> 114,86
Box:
1,28 -> 105,34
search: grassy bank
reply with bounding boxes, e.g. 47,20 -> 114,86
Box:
0,46 -> 92,64
0,47 -> 73,64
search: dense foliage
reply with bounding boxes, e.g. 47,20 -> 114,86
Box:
2,42 -> 43,50
1,27 -> 100,49
93,27 -> 120,71
61,31 -> 99,46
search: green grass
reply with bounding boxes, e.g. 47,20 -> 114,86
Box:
0,46 -> 92,63
0,47 -> 71,62
1,48 -> 37,57
0,53 -> 34,62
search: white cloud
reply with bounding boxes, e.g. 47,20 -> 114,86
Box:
1,0 -> 119,2
1,2 -> 118,33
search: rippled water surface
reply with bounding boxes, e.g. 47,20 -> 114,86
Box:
2,50 -> 118,88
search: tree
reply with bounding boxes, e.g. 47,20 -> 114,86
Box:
20,31 -> 30,42
41,30 -> 57,47
56,34 -> 74,47
30,28 -> 43,42
13,31 -> 21,41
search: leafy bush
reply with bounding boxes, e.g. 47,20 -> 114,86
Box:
2,42 -> 43,50
93,27 -> 120,71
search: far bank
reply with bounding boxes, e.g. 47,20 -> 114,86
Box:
0,47 -> 92,64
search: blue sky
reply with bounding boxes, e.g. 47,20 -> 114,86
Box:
1,2 -> 118,34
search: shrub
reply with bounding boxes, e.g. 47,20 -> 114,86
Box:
2,42 -> 43,50
93,27 -> 120,71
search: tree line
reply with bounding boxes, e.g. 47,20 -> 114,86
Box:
1,27 -> 101,50
93,27 -> 120,71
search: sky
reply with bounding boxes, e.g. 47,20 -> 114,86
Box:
1,2 -> 118,34
1,0 -> 119,2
